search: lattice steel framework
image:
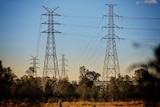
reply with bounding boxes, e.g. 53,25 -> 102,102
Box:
102,4 -> 120,82
60,54 -> 68,79
41,6 -> 61,78
30,56 -> 39,78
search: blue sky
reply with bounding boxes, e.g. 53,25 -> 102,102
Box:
0,0 -> 160,81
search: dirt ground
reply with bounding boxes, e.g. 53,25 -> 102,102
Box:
1,101 -> 160,107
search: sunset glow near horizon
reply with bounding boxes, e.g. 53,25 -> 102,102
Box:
0,0 -> 160,81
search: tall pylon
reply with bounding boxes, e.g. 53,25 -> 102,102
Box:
41,6 -> 61,79
30,56 -> 39,78
60,54 -> 68,79
102,4 -> 121,83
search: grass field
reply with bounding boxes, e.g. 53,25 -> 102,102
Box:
1,101 -> 160,107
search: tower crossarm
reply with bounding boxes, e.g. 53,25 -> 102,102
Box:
102,34 -> 121,40
102,24 -> 122,29
41,13 -> 61,16
42,6 -> 59,13
41,30 -> 61,34
41,21 -> 61,25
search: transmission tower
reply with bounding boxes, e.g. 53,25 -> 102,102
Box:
30,56 -> 39,78
102,4 -> 121,83
41,6 -> 61,79
60,54 -> 68,79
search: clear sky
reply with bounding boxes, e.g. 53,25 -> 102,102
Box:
0,0 -> 160,81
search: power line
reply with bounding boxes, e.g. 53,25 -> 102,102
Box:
61,15 -> 100,19
84,40 -> 103,66
122,16 -> 160,20
73,18 -> 103,67
61,32 -> 160,42
62,14 -> 160,20
122,27 -> 160,31
61,23 -> 160,31
62,23 -> 101,28
59,20 -> 160,31
123,38 -> 160,41
61,32 -> 100,38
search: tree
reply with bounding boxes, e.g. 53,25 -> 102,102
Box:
44,77 -> 54,99
107,77 -> 119,101
10,78 -> 22,99
0,61 -> 16,99
25,67 -> 34,77
16,76 -> 43,101
78,66 -> 101,101
53,78 -> 76,101
77,76 -> 100,101
79,66 -> 100,81
77,77 -> 92,100
117,75 -> 133,100
132,69 -> 160,101
89,85 -> 99,101
129,44 -> 160,101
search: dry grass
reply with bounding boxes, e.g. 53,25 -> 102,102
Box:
1,101 -> 160,107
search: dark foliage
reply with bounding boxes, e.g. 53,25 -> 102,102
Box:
0,61 -> 14,100
1,44 -> 160,104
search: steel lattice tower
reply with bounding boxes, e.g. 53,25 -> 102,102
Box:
102,4 -> 120,82
30,56 -> 39,78
41,6 -> 61,79
60,54 -> 68,79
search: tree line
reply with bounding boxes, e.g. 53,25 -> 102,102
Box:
0,45 -> 160,103
0,62 -> 160,103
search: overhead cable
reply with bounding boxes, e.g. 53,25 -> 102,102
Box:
61,15 -> 100,19
61,14 -> 160,20
122,27 -> 160,31
122,16 -> 160,20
